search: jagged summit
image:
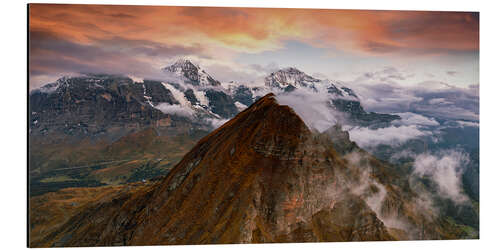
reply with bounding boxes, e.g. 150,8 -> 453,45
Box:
215,93 -> 310,150
264,67 -> 357,98
264,67 -> 357,100
280,67 -> 304,75
186,92 -> 311,161
35,77 -> 70,93
162,59 -> 221,87
163,59 -> 198,74
265,67 -> 320,88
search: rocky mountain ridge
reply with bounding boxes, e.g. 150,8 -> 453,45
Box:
29,93 -> 473,247
31,59 -> 400,138
28,59 -> 400,196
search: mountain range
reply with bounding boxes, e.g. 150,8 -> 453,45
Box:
29,93 -> 477,247
29,59 -> 400,191
28,59 -> 479,246
30,59 -> 400,137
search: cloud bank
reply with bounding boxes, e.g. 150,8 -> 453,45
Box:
29,5 -> 478,90
275,85 -> 341,133
412,150 -> 470,203
346,125 -> 431,148
154,103 -> 194,118
346,67 -> 479,122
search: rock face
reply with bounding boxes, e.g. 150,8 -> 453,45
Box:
321,124 -> 358,155
230,85 -> 254,106
329,99 -> 400,127
311,195 -> 394,242
204,89 -> 239,119
30,93 -> 460,247
29,75 -> 194,139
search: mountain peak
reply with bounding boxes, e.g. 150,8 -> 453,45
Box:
173,58 -> 198,69
33,89 -> 408,245
162,58 -> 198,75
265,67 -> 320,88
215,92 -> 310,140
282,66 -> 303,73
162,59 -> 221,87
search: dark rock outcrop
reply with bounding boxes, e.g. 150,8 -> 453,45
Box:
205,89 -> 239,119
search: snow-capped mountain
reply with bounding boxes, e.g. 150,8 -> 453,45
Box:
247,66 -> 399,127
30,59 -> 400,139
264,67 -> 320,89
263,67 -> 357,99
162,59 -> 221,87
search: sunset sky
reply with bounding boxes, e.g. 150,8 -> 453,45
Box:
28,4 -> 479,89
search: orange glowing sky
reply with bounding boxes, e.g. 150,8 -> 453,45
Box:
28,4 -> 479,88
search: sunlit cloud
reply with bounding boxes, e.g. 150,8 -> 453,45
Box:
28,4 -> 479,89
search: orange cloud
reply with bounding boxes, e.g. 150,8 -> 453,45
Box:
29,4 -> 479,57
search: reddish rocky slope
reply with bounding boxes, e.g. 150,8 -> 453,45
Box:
30,93 -> 464,247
